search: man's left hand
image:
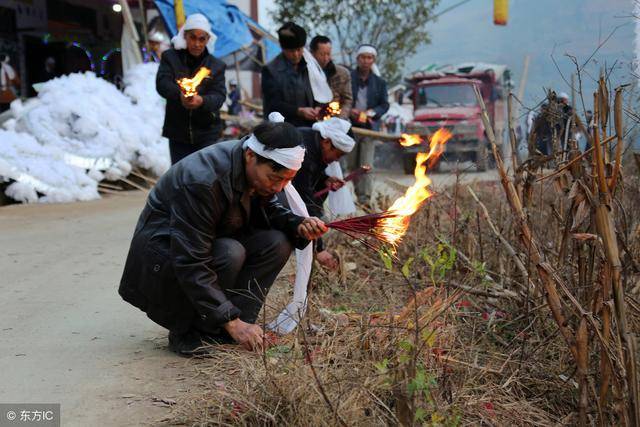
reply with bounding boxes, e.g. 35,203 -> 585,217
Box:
297,217 -> 328,240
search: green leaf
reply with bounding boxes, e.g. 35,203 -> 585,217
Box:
414,407 -> 427,422
422,329 -> 437,348
398,339 -> 413,352
408,369 -> 426,397
378,248 -> 393,270
374,358 -> 389,373
401,257 -> 414,278
265,345 -> 291,357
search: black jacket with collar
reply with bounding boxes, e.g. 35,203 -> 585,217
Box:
156,48 -> 226,145
262,53 -> 315,127
118,139 -> 307,333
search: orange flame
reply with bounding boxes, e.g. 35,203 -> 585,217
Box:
322,101 -> 342,120
377,128 -> 453,246
399,133 -> 422,147
177,67 -> 211,97
357,111 -> 368,123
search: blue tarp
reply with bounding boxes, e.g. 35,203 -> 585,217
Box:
153,0 -> 280,63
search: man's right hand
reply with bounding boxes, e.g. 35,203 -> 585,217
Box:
223,318 -> 266,351
298,107 -> 319,121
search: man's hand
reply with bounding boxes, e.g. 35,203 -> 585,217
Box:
325,176 -> 345,192
298,107 -> 319,121
223,318 -> 266,351
181,94 -> 203,110
316,250 -> 338,270
350,108 -> 361,120
297,217 -> 328,240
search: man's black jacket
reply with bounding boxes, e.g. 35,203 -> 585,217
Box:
119,140 -> 307,333
262,53 -> 315,127
156,48 -> 226,145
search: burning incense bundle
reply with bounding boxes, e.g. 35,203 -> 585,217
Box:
177,67 -> 211,97
326,128 -> 452,250
319,101 -> 342,120
313,165 -> 371,198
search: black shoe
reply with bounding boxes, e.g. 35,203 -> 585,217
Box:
168,329 -> 215,357
199,330 -> 235,345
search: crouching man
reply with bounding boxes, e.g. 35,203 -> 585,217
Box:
118,121 -> 326,356
292,117 -> 355,269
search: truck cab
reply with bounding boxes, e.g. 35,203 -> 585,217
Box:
403,63 -> 510,173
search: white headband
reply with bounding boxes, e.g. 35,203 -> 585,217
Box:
243,112 -> 305,171
312,117 -> 355,153
355,45 -> 381,76
171,13 -> 217,53
356,45 -> 377,57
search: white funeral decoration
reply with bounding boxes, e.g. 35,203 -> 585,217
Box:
0,62 -> 170,203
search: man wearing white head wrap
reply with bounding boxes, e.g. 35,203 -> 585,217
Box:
147,31 -> 170,61
350,44 -> 389,203
157,13 -> 227,164
290,117 -> 356,268
171,13 -> 217,52
119,119 -> 328,356
350,44 -> 388,128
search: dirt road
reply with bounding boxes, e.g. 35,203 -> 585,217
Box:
0,191 -> 198,426
0,170 -> 497,425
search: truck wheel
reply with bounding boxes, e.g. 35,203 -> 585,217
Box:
403,153 -> 416,174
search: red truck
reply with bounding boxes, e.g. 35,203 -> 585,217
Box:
402,63 -> 511,173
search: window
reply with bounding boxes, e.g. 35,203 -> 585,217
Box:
416,84 -> 478,108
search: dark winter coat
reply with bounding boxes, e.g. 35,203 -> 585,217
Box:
262,53 -> 315,127
118,139 -> 307,333
156,48 -> 226,145
350,68 -> 390,130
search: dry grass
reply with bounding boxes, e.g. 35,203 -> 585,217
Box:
164,83 -> 639,426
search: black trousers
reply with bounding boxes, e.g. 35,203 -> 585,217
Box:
169,139 -> 214,164
191,229 -> 292,334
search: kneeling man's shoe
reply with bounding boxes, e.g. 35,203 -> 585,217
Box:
168,330 -> 215,357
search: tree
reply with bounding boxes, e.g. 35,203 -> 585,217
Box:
272,0 -> 440,83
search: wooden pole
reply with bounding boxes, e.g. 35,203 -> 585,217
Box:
516,55 -> 530,102
137,0 -> 150,53
174,0 -> 186,28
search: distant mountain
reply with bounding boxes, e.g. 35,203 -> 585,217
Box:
406,0 -> 635,111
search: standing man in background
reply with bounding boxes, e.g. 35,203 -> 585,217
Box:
309,35 -> 352,120
350,45 -> 389,204
156,13 -> 226,164
227,79 -> 241,115
262,22 -> 318,127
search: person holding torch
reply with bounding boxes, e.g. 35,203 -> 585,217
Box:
156,13 -> 227,164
